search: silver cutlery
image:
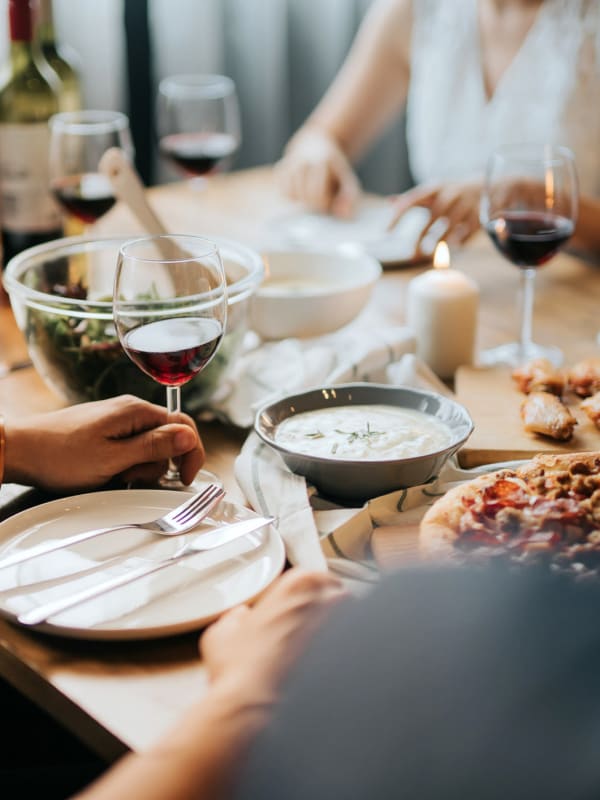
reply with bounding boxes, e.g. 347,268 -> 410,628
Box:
0,483 -> 225,571
17,514 -> 274,626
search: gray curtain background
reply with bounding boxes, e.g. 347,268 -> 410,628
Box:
0,0 -> 412,194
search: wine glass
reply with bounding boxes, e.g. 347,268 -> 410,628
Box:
479,143 -> 578,367
113,234 -> 227,490
157,74 -> 241,188
49,110 -> 134,234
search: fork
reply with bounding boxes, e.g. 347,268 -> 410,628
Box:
0,483 -> 225,571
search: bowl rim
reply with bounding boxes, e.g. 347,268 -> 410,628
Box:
259,249 -> 382,296
4,234 -> 265,310
254,382 -> 474,466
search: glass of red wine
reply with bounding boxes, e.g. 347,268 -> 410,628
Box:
479,143 -> 578,367
157,74 -> 241,188
49,110 -> 134,233
113,234 -> 227,490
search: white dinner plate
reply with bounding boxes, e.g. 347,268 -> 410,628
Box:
0,490 -> 285,640
271,204 -> 434,266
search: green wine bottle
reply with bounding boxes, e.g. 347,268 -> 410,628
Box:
36,0 -> 81,112
0,0 -> 62,267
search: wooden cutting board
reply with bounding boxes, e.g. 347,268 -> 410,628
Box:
454,365 -> 600,467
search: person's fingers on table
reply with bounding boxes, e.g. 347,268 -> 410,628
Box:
446,208 -> 481,246
417,194 -> 471,249
200,604 -> 251,662
305,162 -> 337,213
281,156 -> 312,204
254,570 -> 349,651
330,169 -> 361,218
427,188 -> 464,222
387,184 -> 438,230
412,192 -> 466,251
200,569 -> 347,680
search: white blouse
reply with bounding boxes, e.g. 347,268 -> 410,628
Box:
406,0 -> 600,195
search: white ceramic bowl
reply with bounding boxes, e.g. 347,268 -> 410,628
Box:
249,249 -> 381,340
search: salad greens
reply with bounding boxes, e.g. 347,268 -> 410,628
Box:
24,280 -> 243,414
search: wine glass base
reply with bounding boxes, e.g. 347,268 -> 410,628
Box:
187,176 -> 208,191
478,341 -> 563,368
158,468 -> 223,493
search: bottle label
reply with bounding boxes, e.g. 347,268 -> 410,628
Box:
0,123 -> 61,233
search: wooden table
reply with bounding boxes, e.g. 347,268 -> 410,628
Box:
0,166 -> 599,761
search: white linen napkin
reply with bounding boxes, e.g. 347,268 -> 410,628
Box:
234,353 -> 523,581
212,317 -> 416,428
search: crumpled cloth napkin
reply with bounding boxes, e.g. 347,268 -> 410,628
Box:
234,352 -> 518,581
211,316 -> 416,428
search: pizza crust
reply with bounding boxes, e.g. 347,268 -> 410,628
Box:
419,471 -> 509,557
419,452 -> 600,559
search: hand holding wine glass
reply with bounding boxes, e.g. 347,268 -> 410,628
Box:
157,74 -> 241,187
113,234 -> 227,490
49,110 -> 134,232
479,143 -> 578,367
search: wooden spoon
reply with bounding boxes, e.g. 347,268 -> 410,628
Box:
98,147 -> 212,286
98,146 -> 169,237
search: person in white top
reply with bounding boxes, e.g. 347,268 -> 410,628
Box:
277,0 -> 600,255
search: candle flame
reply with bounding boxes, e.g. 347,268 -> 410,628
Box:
433,241 -> 450,270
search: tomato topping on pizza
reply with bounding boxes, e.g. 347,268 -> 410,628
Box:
419,452 -> 600,573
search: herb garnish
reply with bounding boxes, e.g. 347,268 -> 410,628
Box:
304,423 -> 385,454
334,422 -> 384,446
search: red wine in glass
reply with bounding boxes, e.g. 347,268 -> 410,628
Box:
479,144 -> 578,367
49,110 -> 133,231
486,210 -> 575,268
123,317 -> 223,386
51,173 -> 116,224
157,75 -> 241,189
114,234 -> 227,490
159,132 -> 238,177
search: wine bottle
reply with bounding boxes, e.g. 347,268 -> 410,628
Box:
36,0 -> 81,112
0,0 -> 63,267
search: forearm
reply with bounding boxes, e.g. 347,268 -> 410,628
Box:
290,0 -> 412,161
73,677 -> 273,800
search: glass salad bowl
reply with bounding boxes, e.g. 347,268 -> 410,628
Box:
4,234 -> 264,414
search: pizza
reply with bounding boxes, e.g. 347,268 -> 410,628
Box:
420,451 -> 600,574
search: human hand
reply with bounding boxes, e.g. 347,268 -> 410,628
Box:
201,568 -> 348,703
276,129 -> 362,218
388,179 -> 483,249
4,394 -> 204,491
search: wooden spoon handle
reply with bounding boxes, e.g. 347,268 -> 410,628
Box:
98,147 -> 168,236
99,147 -> 212,288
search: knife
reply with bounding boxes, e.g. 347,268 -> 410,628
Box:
17,515 -> 274,627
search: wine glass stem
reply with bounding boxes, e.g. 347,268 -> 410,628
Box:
519,268 -> 536,359
165,384 -> 182,482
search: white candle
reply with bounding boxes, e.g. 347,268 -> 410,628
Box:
406,242 -> 479,379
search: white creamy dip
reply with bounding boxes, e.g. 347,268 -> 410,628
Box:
274,404 -> 453,461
